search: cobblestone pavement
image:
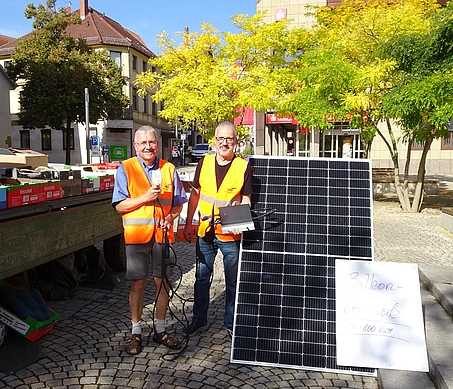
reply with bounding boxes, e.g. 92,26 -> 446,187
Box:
1,197 -> 452,389
373,200 -> 453,266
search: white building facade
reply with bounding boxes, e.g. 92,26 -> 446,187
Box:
255,0 -> 453,175
0,0 -> 175,165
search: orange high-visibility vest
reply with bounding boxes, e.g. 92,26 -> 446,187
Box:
198,154 -> 248,241
121,157 -> 175,244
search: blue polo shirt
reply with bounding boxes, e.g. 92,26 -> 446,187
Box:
111,156 -> 188,208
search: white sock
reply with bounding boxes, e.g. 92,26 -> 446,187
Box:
131,320 -> 142,335
154,319 -> 166,334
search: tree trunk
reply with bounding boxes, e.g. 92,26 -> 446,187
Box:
410,134 -> 434,213
361,138 -> 372,159
377,118 -> 411,211
399,137 -> 413,212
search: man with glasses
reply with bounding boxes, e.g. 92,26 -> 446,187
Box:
183,121 -> 253,340
112,125 -> 188,355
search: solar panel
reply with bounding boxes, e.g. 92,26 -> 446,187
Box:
230,156 -> 376,376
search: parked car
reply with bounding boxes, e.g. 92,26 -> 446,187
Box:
190,143 -> 212,163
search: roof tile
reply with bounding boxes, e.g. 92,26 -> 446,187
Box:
0,7 -> 155,59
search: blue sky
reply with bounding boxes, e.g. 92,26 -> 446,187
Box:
0,0 -> 257,53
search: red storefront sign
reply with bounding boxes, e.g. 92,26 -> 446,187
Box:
266,114 -> 298,125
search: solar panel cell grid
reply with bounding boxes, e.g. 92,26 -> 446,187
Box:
231,156 -> 375,375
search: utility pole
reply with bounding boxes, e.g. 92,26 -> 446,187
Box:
85,88 -> 90,164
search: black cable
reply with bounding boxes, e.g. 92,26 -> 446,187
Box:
150,204 -> 277,360
158,226 -> 190,360
148,198 -> 190,360
251,208 -> 277,221
147,197 -> 218,360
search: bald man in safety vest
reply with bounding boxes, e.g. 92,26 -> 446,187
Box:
183,121 -> 253,340
112,125 -> 188,355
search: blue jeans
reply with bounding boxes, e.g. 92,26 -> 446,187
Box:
193,237 -> 240,328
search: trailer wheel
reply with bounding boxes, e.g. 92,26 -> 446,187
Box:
103,234 -> 126,272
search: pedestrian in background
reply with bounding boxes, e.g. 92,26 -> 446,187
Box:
183,121 -> 253,339
171,145 -> 180,167
112,125 -> 188,355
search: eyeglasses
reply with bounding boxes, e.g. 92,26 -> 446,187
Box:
136,140 -> 158,147
215,136 -> 236,143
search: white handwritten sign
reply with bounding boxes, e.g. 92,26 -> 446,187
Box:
335,259 -> 428,372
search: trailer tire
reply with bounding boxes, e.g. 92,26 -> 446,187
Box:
103,234 -> 126,272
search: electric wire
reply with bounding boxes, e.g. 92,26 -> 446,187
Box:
147,198 -> 216,361
149,201 -> 276,360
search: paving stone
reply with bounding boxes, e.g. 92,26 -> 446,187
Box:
2,190 -> 453,388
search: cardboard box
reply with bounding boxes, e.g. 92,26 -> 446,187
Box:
59,170 -> 82,180
0,156 -> 27,169
0,178 -> 63,208
89,162 -> 121,171
0,282 -> 60,342
0,178 -> 40,208
0,303 -> 59,342
81,177 -> 100,194
100,175 -> 114,191
59,170 -> 82,197
61,180 -> 82,197
0,185 -> 6,210
80,170 -> 115,192
2,148 -> 48,169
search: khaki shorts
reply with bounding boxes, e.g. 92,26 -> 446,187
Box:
125,241 -> 175,279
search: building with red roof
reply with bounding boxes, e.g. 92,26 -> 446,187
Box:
0,0 -> 175,164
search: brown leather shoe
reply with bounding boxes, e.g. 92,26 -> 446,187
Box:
125,333 -> 142,355
153,330 -> 181,349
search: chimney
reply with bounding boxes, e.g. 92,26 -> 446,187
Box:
80,0 -> 88,19
184,26 -> 189,46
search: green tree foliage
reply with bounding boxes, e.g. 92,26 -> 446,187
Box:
135,12 -> 307,141
7,0 -> 128,164
138,1 -> 452,212
294,0 -> 444,212
378,2 -> 453,211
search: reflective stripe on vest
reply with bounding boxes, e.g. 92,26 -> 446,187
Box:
121,157 -> 175,244
198,154 -> 248,241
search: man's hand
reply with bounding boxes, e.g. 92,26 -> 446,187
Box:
115,185 -> 161,214
226,227 -> 241,235
160,215 -> 174,230
143,185 -> 161,203
183,223 -> 195,242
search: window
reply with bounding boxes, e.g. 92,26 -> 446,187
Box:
151,65 -> 156,73
152,101 -> 157,116
41,129 -> 51,150
20,130 -> 30,149
110,51 -> 122,67
143,95 -> 147,113
143,61 -> 147,72
298,128 -> 310,157
443,134 -> 453,149
132,88 -> 137,111
412,139 -> 424,150
132,55 -> 137,70
441,120 -> 453,150
63,128 -> 75,150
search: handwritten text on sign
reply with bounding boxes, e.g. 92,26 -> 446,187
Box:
335,260 -> 428,372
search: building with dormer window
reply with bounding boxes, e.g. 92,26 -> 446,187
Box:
0,0 -> 175,164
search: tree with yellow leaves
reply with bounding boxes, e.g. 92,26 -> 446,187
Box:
285,0 -> 448,212
135,12 -> 307,142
